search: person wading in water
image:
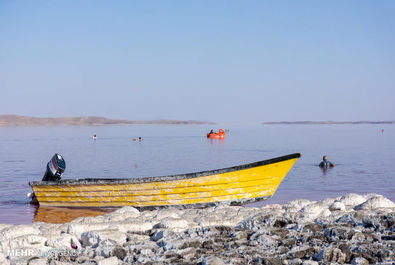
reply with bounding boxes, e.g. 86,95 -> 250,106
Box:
319,155 -> 335,168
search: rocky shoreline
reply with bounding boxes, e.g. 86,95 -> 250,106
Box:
1,193 -> 394,265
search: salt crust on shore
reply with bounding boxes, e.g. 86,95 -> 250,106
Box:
0,193 -> 394,265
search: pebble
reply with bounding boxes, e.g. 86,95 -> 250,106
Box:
301,261 -> 318,265
97,256 -> 119,265
202,256 -> 226,265
350,257 -> 369,265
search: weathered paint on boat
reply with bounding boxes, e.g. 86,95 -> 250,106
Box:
29,153 -> 301,208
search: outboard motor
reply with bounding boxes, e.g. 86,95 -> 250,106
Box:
42,153 -> 66,181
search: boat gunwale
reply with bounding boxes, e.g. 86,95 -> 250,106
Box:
29,153 -> 301,187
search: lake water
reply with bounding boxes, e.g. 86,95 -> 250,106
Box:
0,124 -> 394,224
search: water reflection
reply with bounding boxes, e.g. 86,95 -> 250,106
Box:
33,205 -> 116,223
207,138 -> 225,146
321,167 -> 329,176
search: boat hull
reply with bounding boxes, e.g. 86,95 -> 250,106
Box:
207,133 -> 225,139
30,153 -> 300,208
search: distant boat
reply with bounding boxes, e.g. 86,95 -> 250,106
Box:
29,153 -> 301,208
207,129 -> 225,139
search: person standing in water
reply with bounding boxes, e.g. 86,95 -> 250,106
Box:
319,155 -> 335,168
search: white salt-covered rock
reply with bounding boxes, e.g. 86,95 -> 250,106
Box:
135,256 -> 150,263
157,217 -> 189,230
95,243 -> 115,258
287,258 -> 303,265
195,208 -> 251,228
98,256 -> 119,265
99,231 -> 127,246
80,230 -> 126,247
8,257 -> 33,265
219,218 -> 246,227
202,256 -> 226,265
260,204 -> 283,211
351,257 -> 369,265
140,248 -> 153,256
113,206 -> 140,216
0,225 -> 40,240
320,198 -> 336,207
117,221 -> 154,233
313,247 -> 346,263
139,210 -> 156,219
250,234 -> 277,247
258,205 -> 284,217
101,214 -> 126,222
299,203 -> 328,221
283,199 -> 313,212
80,231 -> 101,247
321,209 -> 332,218
102,207 -> 140,222
177,247 -> 196,260
100,221 -> 143,233
28,258 -> 47,265
329,202 -> 346,211
154,209 -> 182,219
0,235 -> 47,255
67,223 -> 111,235
160,238 -> 185,251
354,196 -> 395,210
71,215 -> 104,224
364,193 -> 382,199
0,224 -> 12,231
94,255 -> 105,263
38,224 -> 63,238
339,193 -> 367,207
126,233 -> 150,244
45,234 -> 81,249
0,253 -> 9,265
214,205 -> 241,216
67,221 -> 153,236
125,242 -> 158,255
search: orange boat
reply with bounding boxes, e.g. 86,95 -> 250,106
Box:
207,129 -> 225,139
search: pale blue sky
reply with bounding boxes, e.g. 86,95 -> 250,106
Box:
1,1 -> 394,124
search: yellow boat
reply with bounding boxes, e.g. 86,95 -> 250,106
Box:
29,153 -> 301,208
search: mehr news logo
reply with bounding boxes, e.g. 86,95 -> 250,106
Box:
8,248 -> 78,259
42,248 -> 78,259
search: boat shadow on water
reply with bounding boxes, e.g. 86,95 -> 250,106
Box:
33,205 -> 115,223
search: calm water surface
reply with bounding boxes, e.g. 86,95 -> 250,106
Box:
0,124 -> 394,224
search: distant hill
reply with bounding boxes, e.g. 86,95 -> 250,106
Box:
262,120 -> 395,125
0,115 -> 215,126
